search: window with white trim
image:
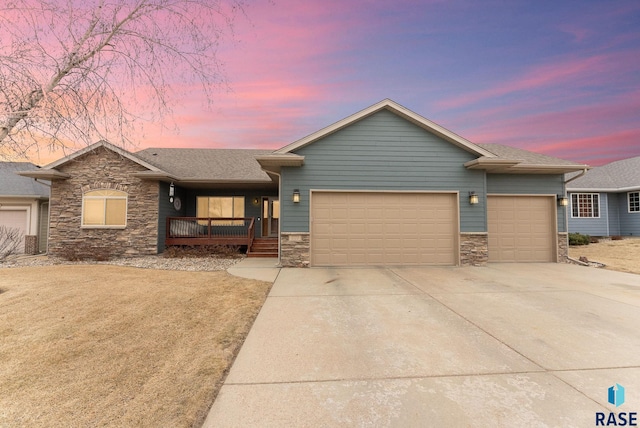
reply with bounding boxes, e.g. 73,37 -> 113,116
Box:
571,193 -> 599,218
82,189 -> 127,227
629,192 -> 640,213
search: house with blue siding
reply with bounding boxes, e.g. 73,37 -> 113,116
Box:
19,99 -> 588,266
567,156 -> 640,237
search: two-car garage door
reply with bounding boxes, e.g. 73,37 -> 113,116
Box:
309,192 -> 557,266
311,192 -> 458,266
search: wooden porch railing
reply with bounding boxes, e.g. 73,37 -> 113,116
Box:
166,217 -> 255,247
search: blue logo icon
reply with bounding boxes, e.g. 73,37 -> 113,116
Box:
608,384 -> 625,407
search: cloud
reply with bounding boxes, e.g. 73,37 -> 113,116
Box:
438,54 -> 615,110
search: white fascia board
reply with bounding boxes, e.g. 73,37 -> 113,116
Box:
567,186 -> 640,192
45,140 -> 165,173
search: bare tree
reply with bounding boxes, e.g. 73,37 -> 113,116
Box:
0,226 -> 23,261
0,0 -> 245,160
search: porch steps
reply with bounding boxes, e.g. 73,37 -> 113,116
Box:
247,238 -> 278,258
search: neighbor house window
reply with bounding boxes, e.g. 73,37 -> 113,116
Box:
629,192 -> 640,213
197,196 -> 245,225
82,189 -> 127,227
571,193 -> 599,218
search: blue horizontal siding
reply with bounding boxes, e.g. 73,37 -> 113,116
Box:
487,174 -> 567,233
567,192 -> 608,236
608,193 -> 621,235
281,109 -> 486,233
618,192 -> 640,236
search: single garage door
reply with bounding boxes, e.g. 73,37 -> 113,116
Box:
0,209 -> 27,253
487,195 -> 556,262
311,192 -> 458,266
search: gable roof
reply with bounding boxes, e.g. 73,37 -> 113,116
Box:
275,99 -> 496,158
0,162 -> 50,198
17,140 -> 175,181
135,148 -> 274,183
16,140 -> 274,185
260,99 -> 589,175
567,156 -> 640,191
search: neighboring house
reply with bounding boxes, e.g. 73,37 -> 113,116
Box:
19,99 -> 588,266
567,156 -> 640,237
0,162 -> 50,254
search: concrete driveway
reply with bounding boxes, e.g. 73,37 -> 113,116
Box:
204,263 -> 640,427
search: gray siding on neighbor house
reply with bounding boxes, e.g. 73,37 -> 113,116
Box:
38,202 -> 49,253
281,109 -> 486,233
567,192 -> 609,236
607,193 -> 621,236
618,192 -> 640,236
487,174 -> 567,232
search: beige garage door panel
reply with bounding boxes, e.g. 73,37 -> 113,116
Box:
311,192 -> 457,266
0,210 -> 27,254
488,196 -> 555,262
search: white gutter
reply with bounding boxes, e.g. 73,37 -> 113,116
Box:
564,168 -> 588,184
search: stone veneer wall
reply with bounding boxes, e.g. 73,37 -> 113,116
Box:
557,232 -> 568,262
48,147 -> 159,258
280,232 -> 310,267
24,235 -> 38,255
459,233 -> 488,266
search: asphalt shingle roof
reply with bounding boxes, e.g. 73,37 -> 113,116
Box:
567,156 -> 640,190
135,148 -> 275,182
477,144 -> 583,166
0,162 -> 50,197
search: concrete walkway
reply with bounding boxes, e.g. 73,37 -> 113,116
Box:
207,263 -> 640,427
227,257 -> 280,282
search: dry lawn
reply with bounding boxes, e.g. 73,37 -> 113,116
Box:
569,237 -> 640,275
0,265 -> 271,427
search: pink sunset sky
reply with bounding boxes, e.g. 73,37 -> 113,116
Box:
12,0 -> 640,166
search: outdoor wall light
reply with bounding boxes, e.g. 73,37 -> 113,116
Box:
169,182 -> 175,203
558,195 -> 568,206
469,191 -> 479,205
292,189 -> 301,203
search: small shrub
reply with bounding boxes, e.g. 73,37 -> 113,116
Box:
569,232 -> 591,246
611,235 -> 624,241
589,236 -> 600,244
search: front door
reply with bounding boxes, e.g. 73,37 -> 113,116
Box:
261,197 -> 279,237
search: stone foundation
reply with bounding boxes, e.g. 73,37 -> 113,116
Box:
460,233 -> 488,266
280,232 -> 310,267
279,231 -> 568,267
24,235 -> 38,255
557,232 -> 568,262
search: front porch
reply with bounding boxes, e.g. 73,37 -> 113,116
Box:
165,217 -> 278,257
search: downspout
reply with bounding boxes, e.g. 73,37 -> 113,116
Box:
564,168 -> 588,185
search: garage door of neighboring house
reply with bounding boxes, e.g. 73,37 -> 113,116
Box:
311,192 -> 458,266
0,209 -> 27,254
487,195 -> 556,262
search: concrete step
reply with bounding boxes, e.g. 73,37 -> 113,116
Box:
247,251 -> 278,258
